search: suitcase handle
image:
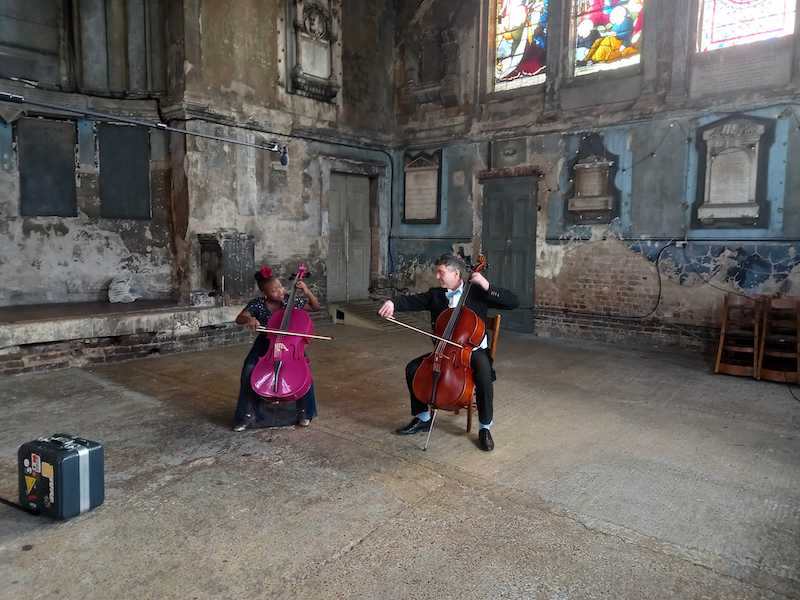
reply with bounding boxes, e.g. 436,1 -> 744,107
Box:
39,434 -> 93,449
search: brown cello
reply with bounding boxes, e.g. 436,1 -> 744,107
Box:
392,255 -> 488,449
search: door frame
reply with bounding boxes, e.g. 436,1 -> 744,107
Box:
319,156 -> 389,300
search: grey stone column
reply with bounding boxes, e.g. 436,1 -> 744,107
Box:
666,0 -> 693,104
543,0 -> 567,116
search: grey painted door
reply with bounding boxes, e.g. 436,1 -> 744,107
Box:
328,173 -> 371,302
482,177 -> 536,332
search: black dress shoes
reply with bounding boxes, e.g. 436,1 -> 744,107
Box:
396,417 -> 432,435
479,428 -> 494,451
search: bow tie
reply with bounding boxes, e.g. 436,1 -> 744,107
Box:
445,288 -> 461,299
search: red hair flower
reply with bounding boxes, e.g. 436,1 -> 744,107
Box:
259,265 -> 273,278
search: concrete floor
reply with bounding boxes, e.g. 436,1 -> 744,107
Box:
1,323 -> 799,599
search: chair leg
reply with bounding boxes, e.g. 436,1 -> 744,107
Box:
466,397 -> 473,433
713,320 -> 726,374
756,304 -> 767,380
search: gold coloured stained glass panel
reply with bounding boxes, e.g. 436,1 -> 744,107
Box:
573,0 -> 645,77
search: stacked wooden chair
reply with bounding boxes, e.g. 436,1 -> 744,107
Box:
714,293 -> 800,383
757,297 -> 800,383
713,294 -> 762,378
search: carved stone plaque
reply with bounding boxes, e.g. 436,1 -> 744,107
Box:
287,0 -> 339,102
404,151 -> 441,223
698,118 -> 765,224
568,156 -> 614,212
708,151 -> 752,205
299,37 -> 330,79
491,138 -> 527,169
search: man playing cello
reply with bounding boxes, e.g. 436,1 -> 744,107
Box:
378,253 -> 519,451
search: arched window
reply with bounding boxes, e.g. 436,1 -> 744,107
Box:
494,0 -> 549,91
572,0 -> 645,77
698,0 -> 796,52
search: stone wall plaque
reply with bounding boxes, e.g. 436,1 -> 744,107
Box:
568,156 -> 614,213
697,117 -> 767,225
491,138 -> 527,169
287,0 -> 339,102
403,151 -> 441,224
563,134 -> 620,225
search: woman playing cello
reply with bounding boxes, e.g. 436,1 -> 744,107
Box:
232,265 -> 321,431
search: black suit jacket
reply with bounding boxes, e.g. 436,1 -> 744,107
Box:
394,283 -> 519,331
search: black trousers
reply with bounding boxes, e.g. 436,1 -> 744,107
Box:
405,349 -> 494,425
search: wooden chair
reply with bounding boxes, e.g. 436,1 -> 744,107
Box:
713,294 -> 762,378
465,314 -> 502,433
757,296 -> 800,383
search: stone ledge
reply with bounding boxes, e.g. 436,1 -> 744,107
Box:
0,305 -> 240,349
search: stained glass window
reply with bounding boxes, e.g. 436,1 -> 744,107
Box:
698,0 -> 796,52
573,0 -> 645,77
495,0 -> 549,91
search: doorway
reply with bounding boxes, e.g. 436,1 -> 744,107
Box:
328,173 -> 371,302
481,177 -> 537,333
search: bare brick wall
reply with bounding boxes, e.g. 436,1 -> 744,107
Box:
534,308 -> 717,352
533,240 -> 734,350
537,241 -> 663,319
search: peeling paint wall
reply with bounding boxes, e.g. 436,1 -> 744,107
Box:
173,0 -> 398,303
182,121 -> 394,303
0,117 -> 173,306
6,0 -> 799,355
179,0 -> 396,138
389,0 -> 800,346
184,122 -> 326,296
1,1 -> 398,311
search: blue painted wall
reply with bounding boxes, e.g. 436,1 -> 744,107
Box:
391,103 -> 800,300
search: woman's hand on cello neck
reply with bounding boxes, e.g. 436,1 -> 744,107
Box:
296,279 -> 321,311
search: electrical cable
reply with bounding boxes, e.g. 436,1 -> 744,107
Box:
0,91 -> 286,157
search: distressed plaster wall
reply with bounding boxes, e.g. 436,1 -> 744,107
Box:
0,114 -> 173,307
1,1 -> 399,312
5,0 -> 799,357
388,0 -> 800,347
177,0 -> 395,137
170,0 -> 398,303
183,122 -> 394,302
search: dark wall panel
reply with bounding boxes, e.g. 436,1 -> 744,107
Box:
18,117 -> 76,217
99,123 -> 151,219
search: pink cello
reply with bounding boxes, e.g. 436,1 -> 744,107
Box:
250,263 -> 327,400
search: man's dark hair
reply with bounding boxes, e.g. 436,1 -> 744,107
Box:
434,253 -> 467,279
